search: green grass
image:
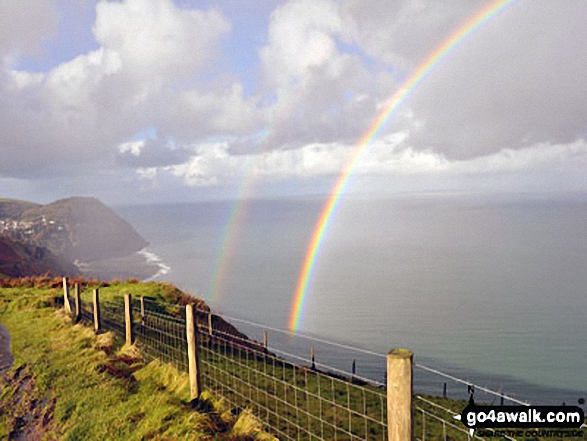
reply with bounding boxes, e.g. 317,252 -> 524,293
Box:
0,284 -> 275,440
1,280 -> 584,441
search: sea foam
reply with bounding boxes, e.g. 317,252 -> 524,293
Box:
138,249 -> 171,281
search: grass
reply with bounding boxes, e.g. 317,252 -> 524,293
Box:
1,277 -> 584,441
0,281 -> 276,440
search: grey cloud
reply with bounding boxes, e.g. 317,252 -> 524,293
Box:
116,137 -> 194,168
2,0 -> 587,191
351,1 -> 587,159
0,0 -> 58,57
340,0 -> 486,68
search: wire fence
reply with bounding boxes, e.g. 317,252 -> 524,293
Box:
134,297 -> 390,440
195,310 -> 388,440
67,286 -> 586,441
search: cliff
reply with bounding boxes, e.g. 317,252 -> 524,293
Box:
1,197 -> 148,263
0,236 -> 78,279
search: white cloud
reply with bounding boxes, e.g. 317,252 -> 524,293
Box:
93,0 -> 230,85
0,0 -> 234,177
119,140 -> 144,156
2,0 -> 587,200
258,0 -> 382,149
162,82 -> 262,142
260,0 -> 342,87
167,136 -> 587,191
171,143 -> 246,187
451,141 -> 587,174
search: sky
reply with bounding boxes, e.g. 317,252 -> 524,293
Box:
0,0 -> 586,205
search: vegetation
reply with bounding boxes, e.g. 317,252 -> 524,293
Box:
0,198 -> 39,219
0,237 -> 78,279
0,278 -> 275,440
0,277 -> 584,440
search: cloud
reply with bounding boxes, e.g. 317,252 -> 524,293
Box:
360,0 -> 587,159
255,0 -> 587,161
170,143 -> 245,187
168,133 -> 587,190
257,0 -> 387,149
338,0 -> 483,70
159,82 -> 263,143
2,0 -> 587,201
116,136 -> 194,168
93,0 -> 229,85
260,0 -> 342,88
0,0 -> 58,60
0,0 -> 233,178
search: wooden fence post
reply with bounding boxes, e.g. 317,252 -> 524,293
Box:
93,289 -> 101,333
124,294 -> 133,345
207,312 -> 213,348
140,296 -> 145,318
387,348 -> 413,441
62,277 -> 72,314
186,304 -> 201,401
74,284 -> 81,322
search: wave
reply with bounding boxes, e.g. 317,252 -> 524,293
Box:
138,249 -> 171,281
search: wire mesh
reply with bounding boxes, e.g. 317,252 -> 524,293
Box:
196,320 -> 388,440
62,291 -> 559,441
414,395 -> 498,441
79,300 -> 93,324
134,305 -> 188,372
100,299 -> 126,338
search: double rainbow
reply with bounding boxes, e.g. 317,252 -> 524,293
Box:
288,0 -> 517,332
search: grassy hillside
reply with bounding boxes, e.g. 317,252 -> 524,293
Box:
0,280 -> 274,440
1,278 -> 584,440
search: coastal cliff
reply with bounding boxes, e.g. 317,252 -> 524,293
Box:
0,197 -> 150,279
0,236 -> 79,279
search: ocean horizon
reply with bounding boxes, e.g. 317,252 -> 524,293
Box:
115,191 -> 587,407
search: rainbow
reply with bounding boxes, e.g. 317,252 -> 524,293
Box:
288,0 -> 517,332
206,178 -> 252,305
206,132 -> 268,306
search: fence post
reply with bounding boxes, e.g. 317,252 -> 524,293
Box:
207,312 -> 213,348
74,284 -> 81,322
140,296 -> 145,318
311,346 -> 316,370
186,304 -> 201,401
93,289 -> 101,333
124,294 -> 133,345
63,277 -> 72,314
387,348 -> 413,441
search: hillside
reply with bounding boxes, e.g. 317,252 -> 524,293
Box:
0,199 -> 39,219
1,197 -> 148,263
0,280 -> 274,440
0,236 -> 78,279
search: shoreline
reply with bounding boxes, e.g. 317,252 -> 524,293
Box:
77,249 -> 170,282
0,322 -> 13,375
137,249 -> 171,281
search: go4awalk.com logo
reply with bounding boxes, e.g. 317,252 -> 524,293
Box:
454,390 -> 585,438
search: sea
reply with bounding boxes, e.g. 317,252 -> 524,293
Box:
115,192 -> 587,407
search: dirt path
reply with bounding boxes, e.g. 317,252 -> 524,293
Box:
0,322 -> 13,375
